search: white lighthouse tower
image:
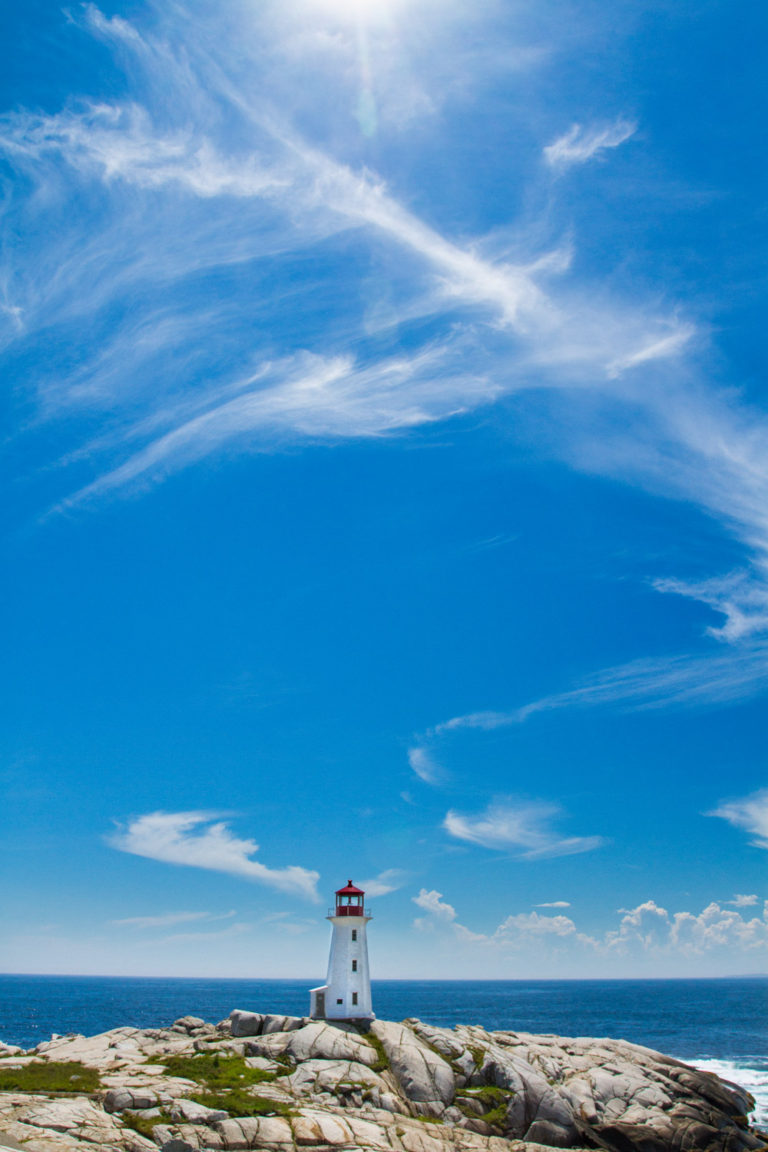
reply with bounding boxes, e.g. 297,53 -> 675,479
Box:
310,881 -> 374,1021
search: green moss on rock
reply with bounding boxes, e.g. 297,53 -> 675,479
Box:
0,1061 -> 100,1094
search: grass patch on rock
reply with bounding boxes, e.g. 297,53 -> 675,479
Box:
357,1031 -> 389,1073
457,1085 -> 512,1131
480,1104 -> 508,1129
463,1085 -> 510,1105
160,1052 -> 292,1120
0,1061 -> 100,1094
121,1110 -> 175,1139
161,1052 -> 276,1088
190,1088 -> 293,1118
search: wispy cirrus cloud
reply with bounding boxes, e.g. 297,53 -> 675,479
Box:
653,573 -> 768,643
360,868 -> 408,897
82,3 -> 143,45
0,4 -> 692,515
4,3 -> 768,740
60,347 -> 496,508
443,799 -> 604,859
111,909 -> 236,929
156,921 -> 252,945
406,362 -> 768,753
409,639 -> 768,779
432,644 -> 768,735
709,789 -> 768,850
407,746 -> 443,784
543,119 -> 637,169
108,811 -> 320,901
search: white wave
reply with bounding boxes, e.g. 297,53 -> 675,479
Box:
690,1058 -> 768,1132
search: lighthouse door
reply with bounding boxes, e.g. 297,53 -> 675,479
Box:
315,991 -> 325,1018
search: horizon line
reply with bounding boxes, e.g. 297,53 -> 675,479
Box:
2,972 -> 766,983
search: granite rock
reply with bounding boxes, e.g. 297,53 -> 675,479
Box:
0,1014 -> 761,1152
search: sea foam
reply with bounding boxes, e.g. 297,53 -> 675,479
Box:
691,1058 -> 768,1132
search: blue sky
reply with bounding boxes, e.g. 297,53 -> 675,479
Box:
1,0 -> 767,980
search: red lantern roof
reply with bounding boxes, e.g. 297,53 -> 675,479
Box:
336,880 -> 365,895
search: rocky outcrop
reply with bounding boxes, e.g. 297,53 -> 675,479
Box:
245,1021 -> 381,1068
371,1020 -> 455,1114
0,1013 -> 763,1152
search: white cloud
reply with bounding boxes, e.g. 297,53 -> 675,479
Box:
607,899 -> 768,955
413,888 -> 457,922
709,789 -> 768,850
654,572 -> 768,643
608,900 -> 673,952
412,890 -> 768,960
14,102 -> 285,199
543,119 -> 637,168
0,12 -> 691,517
494,910 -> 580,944
606,327 -> 693,378
4,0 -> 768,747
157,922 -> 252,945
443,799 -> 604,859
726,894 -> 759,907
272,919 -> 317,936
110,909 -> 235,929
108,811 -> 320,900
407,746 -> 442,784
412,888 -> 487,942
360,869 -> 408,897
536,901 -> 571,908
82,3 -> 143,45
417,642 -> 768,755
60,347 -> 498,507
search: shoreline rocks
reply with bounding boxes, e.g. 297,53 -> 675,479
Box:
0,1012 -> 764,1152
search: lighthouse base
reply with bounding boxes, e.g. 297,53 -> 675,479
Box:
309,985 -> 327,1019
309,985 -> 374,1021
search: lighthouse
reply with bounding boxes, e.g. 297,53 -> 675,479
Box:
309,881 -> 374,1020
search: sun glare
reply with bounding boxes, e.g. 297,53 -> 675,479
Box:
304,0 -> 402,25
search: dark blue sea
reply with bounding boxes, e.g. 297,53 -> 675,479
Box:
1,977 -> 766,1128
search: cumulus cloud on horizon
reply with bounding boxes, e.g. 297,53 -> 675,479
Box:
412,889 -> 768,958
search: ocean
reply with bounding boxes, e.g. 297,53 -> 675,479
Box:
0,976 -> 766,1129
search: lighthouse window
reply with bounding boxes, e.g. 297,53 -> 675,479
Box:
352,959 -> 357,972
336,998 -> 343,1004
352,993 -> 358,1006
351,930 -> 357,941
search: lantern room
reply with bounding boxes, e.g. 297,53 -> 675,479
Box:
333,880 -> 365,917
